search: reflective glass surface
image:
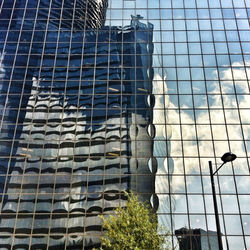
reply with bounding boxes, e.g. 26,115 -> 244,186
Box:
0,0 -> 250,249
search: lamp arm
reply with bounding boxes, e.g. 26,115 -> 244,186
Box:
213,162 -> 225,176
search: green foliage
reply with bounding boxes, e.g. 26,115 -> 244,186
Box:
98,192 -> 170,250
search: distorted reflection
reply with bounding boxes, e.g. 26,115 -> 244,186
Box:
0,0 -> 249,249
0,0 -> 156,248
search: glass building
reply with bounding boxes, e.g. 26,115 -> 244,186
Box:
175,227 -> 219,250
0,0 -> 249,249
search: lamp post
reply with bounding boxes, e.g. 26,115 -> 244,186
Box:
209,152 -> 237,250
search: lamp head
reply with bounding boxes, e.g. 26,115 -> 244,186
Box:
221,152 -> 237,163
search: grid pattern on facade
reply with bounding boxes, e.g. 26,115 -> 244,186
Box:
0,0 -> 249,249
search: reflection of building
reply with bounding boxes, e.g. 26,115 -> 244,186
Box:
175,228 -> 219,250
0,0 -> 156,248
2,0 -> 249,249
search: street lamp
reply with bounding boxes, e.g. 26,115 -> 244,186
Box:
209,152 -> 237,250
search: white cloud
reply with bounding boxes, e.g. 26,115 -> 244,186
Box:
155,62 -> 250,233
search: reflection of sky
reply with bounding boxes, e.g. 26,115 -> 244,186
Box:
107,0 -> 250,249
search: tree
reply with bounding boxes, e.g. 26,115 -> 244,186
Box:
98,192 -> 171,250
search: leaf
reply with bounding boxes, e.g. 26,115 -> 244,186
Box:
97,192 -> 171,250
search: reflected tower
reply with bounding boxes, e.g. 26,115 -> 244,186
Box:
175,228 -> 219,250
0,0 -> 156,248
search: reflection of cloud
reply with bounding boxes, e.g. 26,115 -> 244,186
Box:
153,74 -> 172,139
167,62 -> 250,233
153,74 -> 175,230
169,62 -> 249,175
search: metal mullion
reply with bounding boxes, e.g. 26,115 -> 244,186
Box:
1,0 -> 32,245
101,10 -> 111,216
133,0 -> 139,195
85,0 -> 99,241
0,0 -> 6,10
85,0 -> 91,219
27,117 -> 48,250
119,0 -> 124,209
244,0 -> 250,40
207,0 -> 235,247
0,0 -> 19,134
14,0 -> 43,159
23,15 -> 54,250
171,0 -> 192,236
189,2 -> 215,249
27,0 -> 58,247
120,5 -> 127,201
0,0 -> 20,158
11,1 -> 46,248
45,0 -> 67,247
147,1 -> 154,208
63,0 -> 79,248
181,2 -> 202,248
158,0 -> 175,246
228,0 -> 250,172
223,1 -> 248,248
12,2 -> 50,249
74,0 -> 88,245
10,157 -> 32,249
202,3 -> 225,246
0,0 -> 21,211
204,0 -> 226,208
121,0 -> 128,206
220,0 -> 245,243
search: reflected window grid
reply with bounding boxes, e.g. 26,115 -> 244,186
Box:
0,0 -> 249,249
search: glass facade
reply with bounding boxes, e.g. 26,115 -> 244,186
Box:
0,0 -> 249,249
